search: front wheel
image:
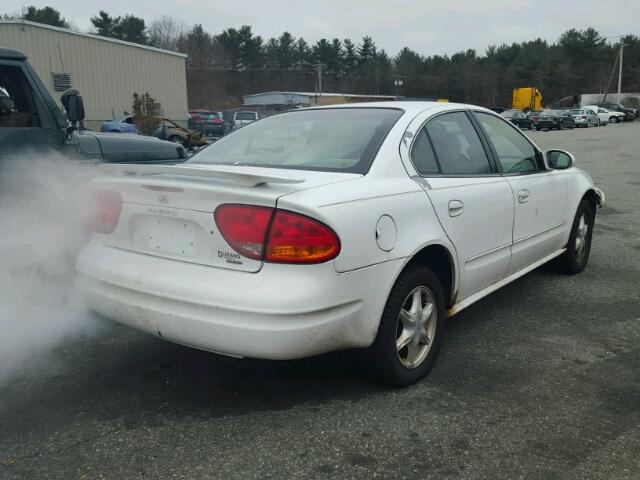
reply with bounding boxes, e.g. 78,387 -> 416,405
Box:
365,266 -> 445,386
557,200 -> 594,274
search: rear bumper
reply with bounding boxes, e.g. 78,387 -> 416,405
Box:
76,240 -> 402,359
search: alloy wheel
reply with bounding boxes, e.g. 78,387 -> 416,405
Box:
575,213 -> 589,261
396,286 -> 438,369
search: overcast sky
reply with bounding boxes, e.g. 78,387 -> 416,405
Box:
5,0 -> 639,56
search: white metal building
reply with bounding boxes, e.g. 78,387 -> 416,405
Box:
243,91 -> 396,109
0,20 -> 188,130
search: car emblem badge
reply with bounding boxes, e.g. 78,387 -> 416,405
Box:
158,194 -> 169,204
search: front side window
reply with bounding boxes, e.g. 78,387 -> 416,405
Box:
475,112 -> 540,174
0,65 -> 41,128
424,112 -> 492,175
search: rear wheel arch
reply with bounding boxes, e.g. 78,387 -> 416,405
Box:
402,244 -> 456,308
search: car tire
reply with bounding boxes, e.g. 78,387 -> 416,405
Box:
557,199 -> 595,275
365,265 -> 445,387
110,130 -> 120,133
536,127 -> 541,131
610,117 -> 617,124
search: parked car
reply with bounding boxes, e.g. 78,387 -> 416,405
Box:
596,103 -> 636,122
188,110 -> 228,137
536,110 -> 576,130
101,115 -> 205,148
570,108 -> 600,127
0,47 -> 185,164
78,102 -> 604,386
101,116 -> 138,133
597,107 -> 626,124
581,105 -> 608,126
233,110 -> 260,127
529,110 -> 543,125
500,109 -> 533,129
153,117 -> 207,149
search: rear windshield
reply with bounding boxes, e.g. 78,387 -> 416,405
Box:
235,112 -> 257,120
190,111 -> 219,119
189,108 -> 404,173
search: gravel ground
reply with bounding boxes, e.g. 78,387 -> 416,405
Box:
1,121 -> 639,480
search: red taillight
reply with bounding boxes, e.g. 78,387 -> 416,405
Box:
214,204 -> 273,260
212,118 -> 223,124
214,205 -> 341,264
90,189 -> 122,234
581,116 -> 587,119
266,210 -> 340,263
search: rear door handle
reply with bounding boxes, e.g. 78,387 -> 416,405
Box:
448,200 -> 464,217
517,189 -> 530,203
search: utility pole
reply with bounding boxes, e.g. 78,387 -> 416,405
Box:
316,63 -> 323,100
617,40 -> 625,94
394,77 -> 405,97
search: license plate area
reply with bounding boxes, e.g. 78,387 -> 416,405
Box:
147,218 -> 196,257
117,205 -> 264,272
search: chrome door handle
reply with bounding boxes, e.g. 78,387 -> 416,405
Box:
448,200 -> 464,217
517,189 -> 530,203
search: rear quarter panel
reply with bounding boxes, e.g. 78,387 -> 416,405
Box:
276,176 -> 455,274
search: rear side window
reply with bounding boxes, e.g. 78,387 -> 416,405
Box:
475,112 -> 540,174
410,128 -> 439,175
424,112 -> 492,175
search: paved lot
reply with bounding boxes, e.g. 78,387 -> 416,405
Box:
1,122 -> 640,480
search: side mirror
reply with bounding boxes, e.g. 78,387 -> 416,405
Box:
60,89 -> 85,123
546,149 -> 575,170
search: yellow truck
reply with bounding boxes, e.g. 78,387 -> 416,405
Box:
512,87 -> 542,111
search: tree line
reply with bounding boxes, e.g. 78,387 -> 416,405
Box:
5,6 -> 640,109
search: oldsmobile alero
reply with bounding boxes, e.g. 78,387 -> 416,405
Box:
76,102 -> 604,385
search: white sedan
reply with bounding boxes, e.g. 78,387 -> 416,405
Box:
77,102 -> 604,386
597,107 -> 626,124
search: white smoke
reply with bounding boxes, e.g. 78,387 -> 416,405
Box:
0,153 -> 111,382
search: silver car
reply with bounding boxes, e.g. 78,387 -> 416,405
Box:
571,108 -> 600,127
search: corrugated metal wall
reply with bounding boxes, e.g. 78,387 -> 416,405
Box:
0,21 -> 188,130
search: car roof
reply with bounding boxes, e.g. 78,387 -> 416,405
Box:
304,101 -> 494,117
0,47 -> 27,60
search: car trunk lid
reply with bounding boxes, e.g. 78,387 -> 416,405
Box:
93,164 -> 358,273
